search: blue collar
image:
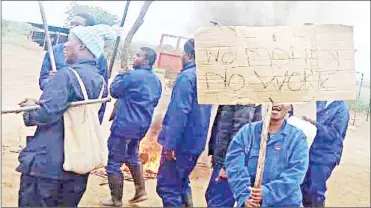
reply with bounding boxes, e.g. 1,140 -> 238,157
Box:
182,61 -> 196,71
70,59 -> 96,68
134,66 -> 152,71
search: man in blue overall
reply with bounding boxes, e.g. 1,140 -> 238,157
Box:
301,101 -> 350,207
39,12 -> 108,123
101,47 -> 162,207
156,39 -> 212,207
225,104 -> 309,207
206,104 -> 262,207
17,25 -> 115,207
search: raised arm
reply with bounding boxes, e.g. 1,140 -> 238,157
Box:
110,72 -> 131,99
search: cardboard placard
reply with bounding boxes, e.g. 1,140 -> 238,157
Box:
194,25 -> 356,104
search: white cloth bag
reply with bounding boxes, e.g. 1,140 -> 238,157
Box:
63,68 -> 108,174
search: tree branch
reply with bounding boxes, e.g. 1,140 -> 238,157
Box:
120,0 -> 153,71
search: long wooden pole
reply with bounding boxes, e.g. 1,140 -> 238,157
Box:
108,0 -> 131,79
38,1 -> 57,72
2,98 -> 111,114
253,103 -> 273,188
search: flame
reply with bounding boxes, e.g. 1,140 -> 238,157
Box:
138,122 -> 163,174
91,115 -> 164,178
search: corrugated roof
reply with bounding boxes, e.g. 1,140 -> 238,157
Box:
27,22 -> 70,34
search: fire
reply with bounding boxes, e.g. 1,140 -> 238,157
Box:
139,135 -> 162,174
91,115 -> 164,178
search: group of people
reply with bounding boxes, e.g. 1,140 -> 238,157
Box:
16,12 -> 350,208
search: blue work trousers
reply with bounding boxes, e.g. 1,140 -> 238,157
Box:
106,135 -> 141,176
18,173 -> 89,207
301,162 -> 337,207
156,150 -> 199,207
205,164 -> 235,207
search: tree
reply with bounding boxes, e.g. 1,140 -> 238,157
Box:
109,0 -> 153,121
64,2 -> 119,26
120,1 -> 153,71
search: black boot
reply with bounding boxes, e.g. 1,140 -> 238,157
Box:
182,193 -> 193,207
128,164 -> 147,203
100,174 -> 123,207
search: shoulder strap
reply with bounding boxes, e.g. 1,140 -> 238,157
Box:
98,76 -> 105,99
69,67 -> 89,100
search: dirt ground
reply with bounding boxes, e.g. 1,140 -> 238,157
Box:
1,39 -> 370,207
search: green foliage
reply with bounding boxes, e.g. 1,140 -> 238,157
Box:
347,84 -> 371,113
64,2 -> 119,26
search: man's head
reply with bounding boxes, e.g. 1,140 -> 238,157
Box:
133,47 -> 157,69
182,39 -> 195,67
64,25 -> 117,64
63,34 -> 93,64
70,12 -> 96,28
270,104 -> 292,122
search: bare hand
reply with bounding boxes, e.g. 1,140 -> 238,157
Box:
244,198 -> 260,208
250,187 -> 263,204
215,168 -> 227,182
164,150 -> 176,161
18,98 -> 39,107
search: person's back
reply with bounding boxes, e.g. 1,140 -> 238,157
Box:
309,101 -> 350,165
301,100 -> 350,207
209,104 -> 262,165
156,39 -> 212,207
159,64 -> 212,155
110,68 -> 162,139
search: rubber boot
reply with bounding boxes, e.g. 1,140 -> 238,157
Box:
128,164 -> 148,203
182,193 -> 193,207
100,174 -> 123,207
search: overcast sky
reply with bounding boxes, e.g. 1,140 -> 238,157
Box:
2,1 -> 370,80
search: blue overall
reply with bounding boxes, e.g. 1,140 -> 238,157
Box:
301,101 -> 350,207
205,164 -> 235,207
206,105 -> 262,207
39,43 -> 108,123
106,66 -> 162,176
225,121 -> 309,208
17,60 -> 107,207
156,61 -> 212,207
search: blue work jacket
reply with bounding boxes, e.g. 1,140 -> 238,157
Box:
225,120 -> 309,207
310,101 -> 350,165
157,61 -> 212,155
39,43 -> 108,123
16,60 -> 107,180
110,67 -> 162,139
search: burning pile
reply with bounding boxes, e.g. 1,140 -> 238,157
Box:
91,114 -> 164,179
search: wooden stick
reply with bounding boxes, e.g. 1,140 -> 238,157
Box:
254,102 -> 273,188
2,98 -> 111,114
38,1 -> 57,72
108,0 -> 131,79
